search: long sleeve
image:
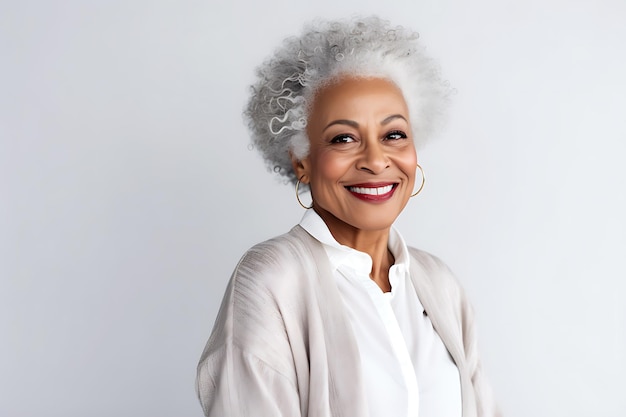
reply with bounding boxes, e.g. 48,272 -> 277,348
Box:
196,249 -> 303,417
196,343 -> 301,416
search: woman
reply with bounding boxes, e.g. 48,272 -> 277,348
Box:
197,16 -> 499,417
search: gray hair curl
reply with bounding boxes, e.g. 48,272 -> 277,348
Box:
244,16 -> 450,185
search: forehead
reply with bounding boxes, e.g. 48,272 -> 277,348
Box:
308,77 -> 409,123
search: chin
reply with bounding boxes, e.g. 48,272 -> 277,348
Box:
349,212 -> 399,232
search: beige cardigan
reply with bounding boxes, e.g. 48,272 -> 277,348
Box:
196,226 -> 500,417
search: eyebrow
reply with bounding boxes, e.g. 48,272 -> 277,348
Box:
322,114 -> 408,132
381,114 -> 408,125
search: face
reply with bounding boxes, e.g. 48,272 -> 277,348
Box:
293,77 -> 418,237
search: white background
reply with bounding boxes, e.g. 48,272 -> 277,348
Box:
2,0 -> 625,416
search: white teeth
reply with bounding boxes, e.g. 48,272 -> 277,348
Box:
348,185 -> 394,195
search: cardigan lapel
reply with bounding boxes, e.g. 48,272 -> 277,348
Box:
407,250 -> 476,417
291,226 -> 369,417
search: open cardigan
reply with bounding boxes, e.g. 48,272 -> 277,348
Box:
196,225 -> 499,417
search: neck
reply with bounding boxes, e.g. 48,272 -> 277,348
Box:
315,208 -> 395,292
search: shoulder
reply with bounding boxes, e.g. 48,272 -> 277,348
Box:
243,226 -> 313,261
406,246 -> 468,317
203,227 -> 318,370
407,246 -> 453,273
234,226 -> 318,285
407,246 -> 459,289
224,225 -> 326,323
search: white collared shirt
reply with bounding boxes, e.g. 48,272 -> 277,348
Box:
300,210 -> 462,417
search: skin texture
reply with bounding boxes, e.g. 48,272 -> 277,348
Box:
292,77 -> 418,292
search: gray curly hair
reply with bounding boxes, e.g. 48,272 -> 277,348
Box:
244,16 -> 450,185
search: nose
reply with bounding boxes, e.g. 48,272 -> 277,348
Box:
355,140 -> 390,174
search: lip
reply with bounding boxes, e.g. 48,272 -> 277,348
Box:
344,182 -> 398,202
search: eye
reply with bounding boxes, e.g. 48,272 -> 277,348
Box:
384,130 -> 408,140
330,134 -> 356,144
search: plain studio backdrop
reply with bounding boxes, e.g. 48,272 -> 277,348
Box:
1,0 -> 625,416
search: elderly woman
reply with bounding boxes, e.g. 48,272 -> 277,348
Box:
196,16 -> 499,417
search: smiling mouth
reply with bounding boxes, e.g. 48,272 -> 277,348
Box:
345,183 -> 398,201
346,184 -> 395,195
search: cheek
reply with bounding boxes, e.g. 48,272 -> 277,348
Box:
399,147 -> 418,176
311,152 -> 351,183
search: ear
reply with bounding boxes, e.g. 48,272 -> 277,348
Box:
290,152 -> 310,184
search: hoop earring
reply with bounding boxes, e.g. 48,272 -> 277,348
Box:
295,176 -> 313,209
411,164 -> 425,197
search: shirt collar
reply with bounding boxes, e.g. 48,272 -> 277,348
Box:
299,210 -> 411,277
